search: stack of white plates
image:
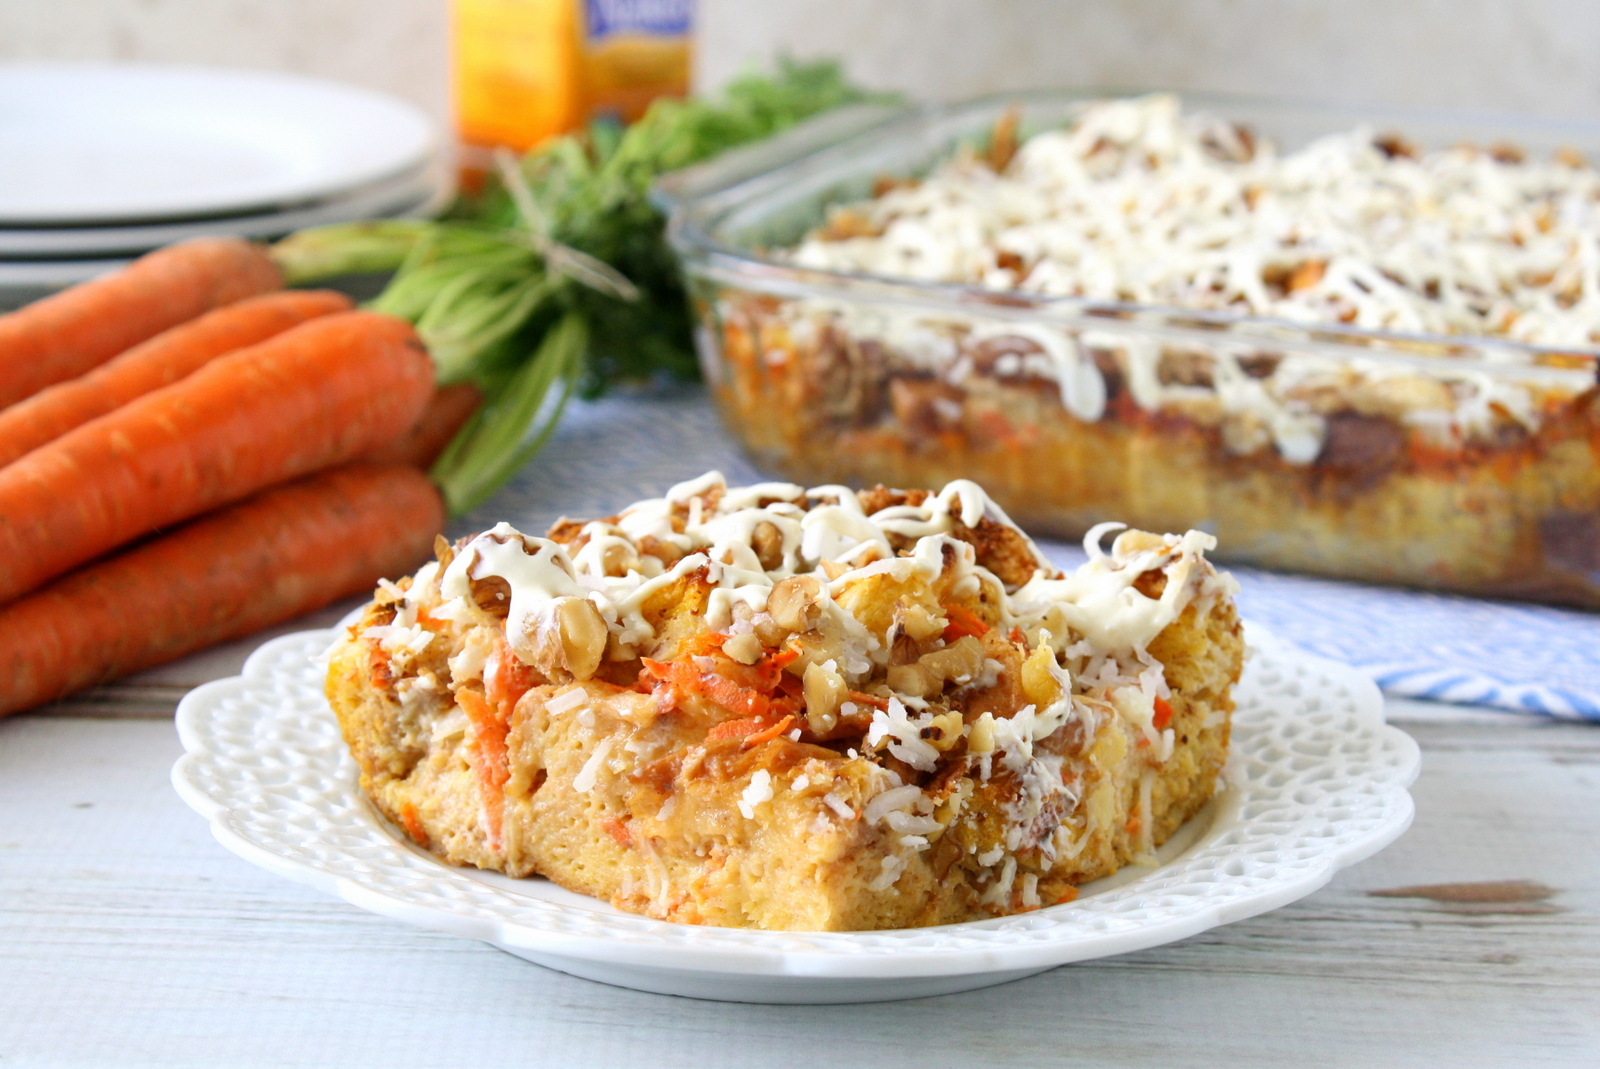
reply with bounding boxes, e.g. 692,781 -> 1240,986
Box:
0,63 -> 450,300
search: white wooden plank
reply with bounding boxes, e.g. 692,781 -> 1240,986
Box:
2,715 -> 1596,1067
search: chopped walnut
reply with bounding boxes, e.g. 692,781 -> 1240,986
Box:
887,635 -> 988,699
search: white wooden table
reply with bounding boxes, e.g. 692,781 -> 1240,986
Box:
3,684 -> 1596,1067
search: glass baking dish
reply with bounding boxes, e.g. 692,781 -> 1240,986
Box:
662,91 -> 1600,607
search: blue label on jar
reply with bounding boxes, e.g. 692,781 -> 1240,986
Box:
585,0 -> 693,39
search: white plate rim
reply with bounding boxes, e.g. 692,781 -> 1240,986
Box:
0,178 -> 451,292
171,621 -> 1420,985
0,63 -> 436,225
0,152 -> 452,259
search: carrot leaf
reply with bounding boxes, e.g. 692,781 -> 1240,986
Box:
429,311 -> 587,514
269,220 -> 432,285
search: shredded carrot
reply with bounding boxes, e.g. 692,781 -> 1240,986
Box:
706,715 -> 770,742
398,802 -> 429,848
1124,815 -> 1142,835
462,638 -> 535,853
640,635 -> 811,745
1008,626 -> 1026,647
769,692 -> 804,719
455,688 -> 507,785
683,631 -> 728,656
485,637 -> 537,716
741,714 -> 796,747
750,645 -> 800,688
697,668 -> 771,719
942,603 -> 992,640
456,687 -> 508,851
643,653 -> 771,718
601,817 -> 633,848
705,712 -> 797,746
846,690 -> 890,710
638,657 -> 670,691
1152,696 -> 1174,730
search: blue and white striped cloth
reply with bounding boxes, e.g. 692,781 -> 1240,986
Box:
480,388 -> 1600,723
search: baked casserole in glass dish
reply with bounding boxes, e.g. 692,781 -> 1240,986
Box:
661,91 -> 1600,607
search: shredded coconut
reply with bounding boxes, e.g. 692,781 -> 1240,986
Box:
362,623 -> 433,661
572,737 -> 616,794
789,93 -> 1600,456
866,698 -> 943,771
738,770 -> 774,819
1020,873 -> 1041,909
822,792 -> 857,820
869,853 -> 906,891
796,92 -> 1600,348
546,688 -> 588,715
446,627 -> 494,683
981,855 -> 1019,906
864,784 -> 923,824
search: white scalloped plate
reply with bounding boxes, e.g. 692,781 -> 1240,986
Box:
171,623 -> 1419,1003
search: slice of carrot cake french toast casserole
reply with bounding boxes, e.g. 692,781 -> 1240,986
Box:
326,473 -> 1243,931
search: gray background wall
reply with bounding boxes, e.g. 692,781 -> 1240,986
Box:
4,1 -> 1598,124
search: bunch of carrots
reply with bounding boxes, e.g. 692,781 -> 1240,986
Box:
0,237 -> 476,719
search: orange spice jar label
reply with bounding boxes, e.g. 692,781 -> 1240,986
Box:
452,0 -> 692,156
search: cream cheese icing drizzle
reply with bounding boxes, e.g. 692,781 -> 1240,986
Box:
784,93 -> 1600,459
1009,523 -> 1234,654
794,93 -> 1600,347
439,473 -> 1224,668
439,523 -> 587,652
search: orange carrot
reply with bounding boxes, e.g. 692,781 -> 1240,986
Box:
643,656 -> 773,719
0,462 -> 444,718
706,715 -> 771,742
0,310 -> 434,605
706,713 -> 796,746
749,645 -> 800,689
399,803 -> 431,848
484,633 -> 539,714
456,686 -> 509,850
363,381 -> 483,469
741,714 -> 797,747
942,603 -> 992,641
0,289 -> 352,469
0,237 -> 281,408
